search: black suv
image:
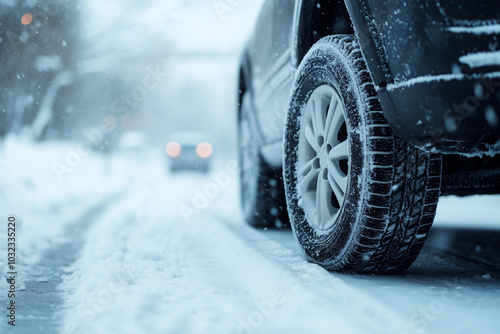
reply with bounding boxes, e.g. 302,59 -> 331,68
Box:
237,0 -> 500,273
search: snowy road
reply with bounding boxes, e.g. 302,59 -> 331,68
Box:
3,0 -> 498,333
11,195 -> 121,334
1,140 -> 499,334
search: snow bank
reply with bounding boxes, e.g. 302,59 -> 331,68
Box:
434,195 -> 500,229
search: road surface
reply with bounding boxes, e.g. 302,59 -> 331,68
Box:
1,146 -> 499,334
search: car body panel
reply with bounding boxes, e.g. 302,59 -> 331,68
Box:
240,0 -> 500,159
250,0 -> 295,146
344,0 -> 500,153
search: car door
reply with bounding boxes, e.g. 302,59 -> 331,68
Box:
251,0 -> 296,147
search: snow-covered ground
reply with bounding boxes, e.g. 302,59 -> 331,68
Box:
1,134 -> 500,334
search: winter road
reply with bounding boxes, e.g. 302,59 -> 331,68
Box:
1,149 -> 499,334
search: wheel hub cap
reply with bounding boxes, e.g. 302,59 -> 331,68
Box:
319,146 -> 329,170
297,85 -> 350,231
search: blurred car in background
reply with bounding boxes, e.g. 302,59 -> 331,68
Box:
165,132 -> 213,172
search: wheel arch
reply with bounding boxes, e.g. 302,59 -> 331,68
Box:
292,0 -> 354,68
237,48 -> 253,120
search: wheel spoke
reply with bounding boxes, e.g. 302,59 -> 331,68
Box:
328,161 -> 348,194
325,101 -> 345,143
299,166 -> 319,192
310,99 -> 319,137
304,124 -> 320,152
324,95 -> 339,138
299,158 -> 316,177
329,140 -> 349,161
326,171 -> 344,206
311,97 -> 326,138
316,177 -> 331,227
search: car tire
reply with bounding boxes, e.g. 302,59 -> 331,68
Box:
284,35 -> 442,273
239,93 -> 290,229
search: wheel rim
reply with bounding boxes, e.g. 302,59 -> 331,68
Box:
297,85 -> 349,231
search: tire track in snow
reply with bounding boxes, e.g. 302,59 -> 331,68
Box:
6,193 -> 122,334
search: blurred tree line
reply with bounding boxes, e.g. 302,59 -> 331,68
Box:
0,0 -> 125,150
0,0 -> 80,139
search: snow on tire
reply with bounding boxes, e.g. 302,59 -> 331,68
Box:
284,35 -> 442,273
